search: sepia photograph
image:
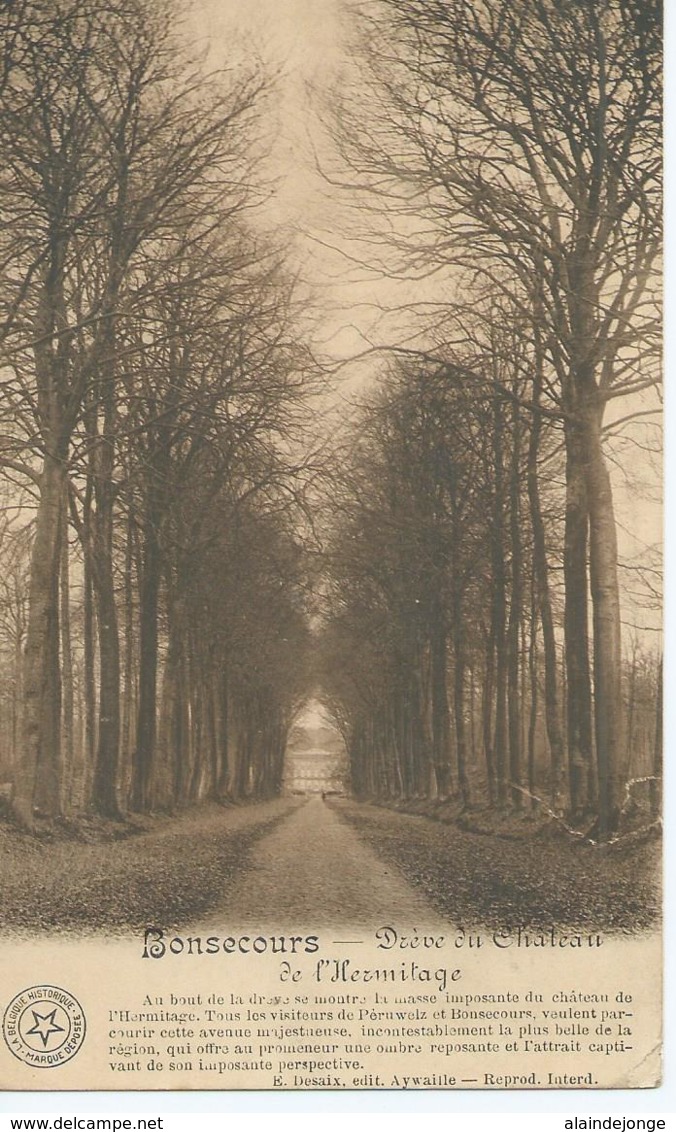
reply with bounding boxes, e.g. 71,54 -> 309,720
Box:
0,0 -> 663,1095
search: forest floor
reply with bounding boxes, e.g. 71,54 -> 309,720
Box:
0,794 -> 660,935
334,799 -> 661,934
0,796 -> 303,935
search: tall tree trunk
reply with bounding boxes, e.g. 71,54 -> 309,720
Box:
121,511 -> 137,785
60,515 -> 74,813
429,606 -> 452,797
131,515 -> 161,811
507,398 -> 523,808
625,640 -> 638,776
13,454 -> 65,825
564,423 -> 594,815
11,622 -> 23,777
482,622 -> 496,804
492,398 -> 508,806
387,695 -> 405,799
469,663 -> 477,765
452,611 -> 470,807
528,577 -> 539,810
216,662 -> 231,798
527,358 -> 565,807
159,618 -> 181,808
650,656 -> 662,819
80,450 -> 97,809
581,402 -> 624,840
90,433 -> 121,817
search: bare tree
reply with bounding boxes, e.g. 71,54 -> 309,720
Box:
331,0 -> 661,837
0,0 -> 270,823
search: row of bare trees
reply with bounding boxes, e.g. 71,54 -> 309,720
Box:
0,0 -> 314,824
320,347 -> 661,834
319,0 -> 662,840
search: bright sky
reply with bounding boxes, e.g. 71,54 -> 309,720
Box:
184,0 -> 662,641
187,0 -> 413,366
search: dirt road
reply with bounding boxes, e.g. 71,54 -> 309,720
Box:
198,795 -> 443,931
0,792 -> 658,934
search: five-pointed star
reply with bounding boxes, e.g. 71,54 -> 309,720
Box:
25,1008 -> 65,1048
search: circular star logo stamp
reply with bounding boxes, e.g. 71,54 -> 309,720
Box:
3,985 -> 86,1067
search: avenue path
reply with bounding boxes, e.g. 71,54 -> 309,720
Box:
198,794 -> 658,936
0,793 -> 658,934
197,795 -> 444,931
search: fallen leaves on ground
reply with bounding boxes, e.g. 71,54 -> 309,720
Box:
334,800 -> 660,935
0,798 -> 301,934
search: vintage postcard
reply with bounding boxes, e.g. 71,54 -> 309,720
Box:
0,0 -> 662,1093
